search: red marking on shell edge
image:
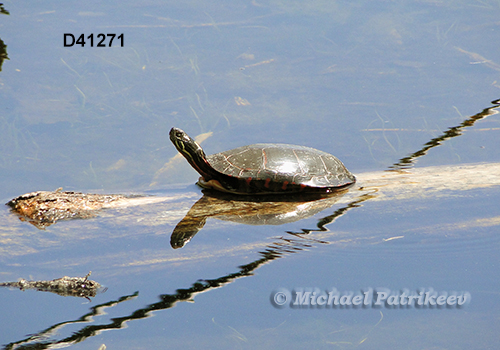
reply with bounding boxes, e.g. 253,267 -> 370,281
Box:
246,177 -> 252,185
281,181 -> 289,190
264,178 -> 271,188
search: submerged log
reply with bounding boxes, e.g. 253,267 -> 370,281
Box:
5,162 -> 500,230
0,272 -> 103,299
6,190 -> 126,229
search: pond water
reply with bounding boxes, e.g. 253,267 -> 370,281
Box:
1,1 -> 499,349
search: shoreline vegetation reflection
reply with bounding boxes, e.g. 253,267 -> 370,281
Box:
0,3 -> 10,72
2,98 -> 499,349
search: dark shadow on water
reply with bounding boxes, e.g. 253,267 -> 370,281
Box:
3,292 -> 139,350
2,98 -> 500,349
389,98 -> 500,170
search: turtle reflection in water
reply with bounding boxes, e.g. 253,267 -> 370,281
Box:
169,127 -> 356,195
171,189 -> 348,248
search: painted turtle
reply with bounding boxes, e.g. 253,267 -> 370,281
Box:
169,127 -> 356,195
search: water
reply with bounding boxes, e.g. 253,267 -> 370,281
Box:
1,1 -> 500,349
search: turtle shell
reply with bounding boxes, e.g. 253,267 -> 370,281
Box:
205,143 -> 355,193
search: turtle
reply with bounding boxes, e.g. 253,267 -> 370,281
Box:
169,127 -> 356,195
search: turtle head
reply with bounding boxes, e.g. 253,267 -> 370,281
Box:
170,127 -> 207,158
170,127 -> 210,175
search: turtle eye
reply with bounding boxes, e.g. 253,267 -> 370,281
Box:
175,131 -> 187,141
